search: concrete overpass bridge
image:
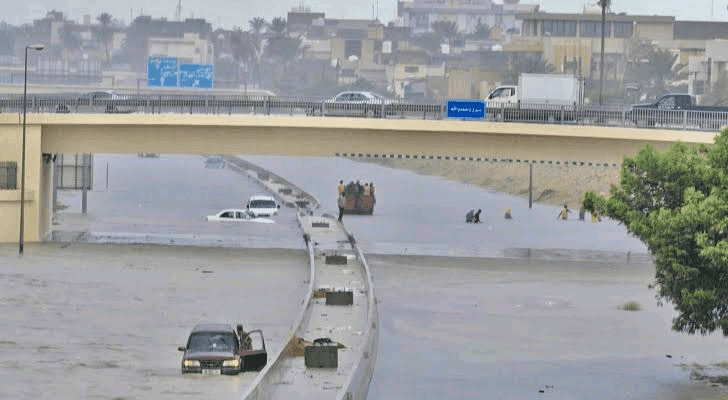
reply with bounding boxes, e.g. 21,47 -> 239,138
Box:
0,113 -> 717,243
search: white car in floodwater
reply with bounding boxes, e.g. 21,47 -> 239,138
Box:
206,209 -> 275,224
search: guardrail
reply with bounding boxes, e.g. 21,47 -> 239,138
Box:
338,228 -> 379,400
242,211 -> 316,400
2,92 -> 727,131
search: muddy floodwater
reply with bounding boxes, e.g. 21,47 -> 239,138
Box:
0,244 -> 308,400
7,152 -> 726,399
367,255 -> 728,400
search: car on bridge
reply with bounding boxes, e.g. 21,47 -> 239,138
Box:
309,91 -> 395,118
178,323 -> 267,374
49,90 -> 133,114
206,209 -> 274,223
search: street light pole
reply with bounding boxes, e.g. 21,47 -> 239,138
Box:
19,44 -> 45,256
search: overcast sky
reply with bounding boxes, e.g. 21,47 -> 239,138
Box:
2,0 -> 726,28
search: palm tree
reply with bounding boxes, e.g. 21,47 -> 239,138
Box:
96,12 -> 114,64
269,17 -> 287,38
472,20 -> 491,40
248,17 -> 267,86
249,17 -> 266,35
598,0 -> 611,104
231,29 -> 263,86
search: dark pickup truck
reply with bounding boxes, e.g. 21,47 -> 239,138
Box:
630,93 -> 728,129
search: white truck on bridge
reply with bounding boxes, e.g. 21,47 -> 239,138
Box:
486,73 -> 584,106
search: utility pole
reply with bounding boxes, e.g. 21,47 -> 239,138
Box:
176,0 -> 182,21
599,0 -> 609,105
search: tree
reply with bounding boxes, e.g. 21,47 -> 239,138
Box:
249,17 -> 266,35
472,20 -> 491,40
245,17 -> 267,86
96,12 -> 114,64
59,24 -> 81,50
269,17 -> 287,38
647,48 -> 681,91
586,132 -> 728,336
624,40 -> 681,100
431,20 -> 459,43
230,29 -> 258,85
505,54 -> 554,84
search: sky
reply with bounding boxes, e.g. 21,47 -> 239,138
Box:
3,0 -> 727,29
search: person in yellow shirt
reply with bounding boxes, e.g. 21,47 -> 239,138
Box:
557,204 -> 572,220
337,180 -> 345,196
363,183 -> 371,196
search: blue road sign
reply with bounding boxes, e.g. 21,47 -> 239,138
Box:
147,57 -> 178,88
446,100 -> 486,119
179,64 -> 214,89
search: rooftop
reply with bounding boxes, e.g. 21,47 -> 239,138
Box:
518,12 -> 675,23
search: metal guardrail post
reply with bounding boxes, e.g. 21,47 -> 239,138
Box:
205,96 -> 210,115
381,102 -> 385,119
321,98 -> 326,117
560,106 -> 564,125
265,97 -> 270,115
682,109 -> 687,130
31,95 -> 36,112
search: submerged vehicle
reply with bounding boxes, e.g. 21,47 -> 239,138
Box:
341,181 -> 376,215
178,323 -> 267,375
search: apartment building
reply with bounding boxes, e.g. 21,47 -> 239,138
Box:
148,32 -> 214,65
513,12 -> 675,80
397,0 -> 538,35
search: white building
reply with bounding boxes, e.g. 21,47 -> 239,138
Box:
397,0 -> 538,35
148,32 -> 214,65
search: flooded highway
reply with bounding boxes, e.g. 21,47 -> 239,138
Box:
3,152 -> 726,399
0,244 -> 308,400
1,154 -> 309,400
244,155 -> 728,400
243,155 -> 648,258
54,154 -> 303,249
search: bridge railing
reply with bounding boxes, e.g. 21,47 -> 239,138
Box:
1,92 -> 727,131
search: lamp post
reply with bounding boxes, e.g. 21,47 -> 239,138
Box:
19,43 -> 45,256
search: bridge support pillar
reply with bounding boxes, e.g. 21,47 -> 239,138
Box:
0,122 -> 43,243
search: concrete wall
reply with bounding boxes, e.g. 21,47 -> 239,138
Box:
337,232 -> 379,400
242,213 -> 316,400
0,115 -> 43,244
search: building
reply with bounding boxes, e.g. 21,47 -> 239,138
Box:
514,11 -> 675,80
397,0 -> 538,35
148,32 -> 214,65
387,63 -> 446,98
125,16 -> 212,73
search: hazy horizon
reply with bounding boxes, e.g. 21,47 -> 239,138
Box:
1,0 -> 725,29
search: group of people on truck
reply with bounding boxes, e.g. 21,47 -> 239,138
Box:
337,180 -> 375,197
336,179 -> 376,221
